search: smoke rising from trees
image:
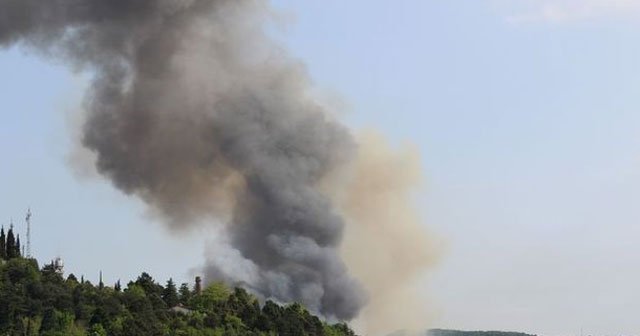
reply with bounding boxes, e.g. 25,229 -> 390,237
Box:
0,0 -> 438,329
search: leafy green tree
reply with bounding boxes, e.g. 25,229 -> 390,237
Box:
325,323 -> 357,336
67,273 -> 79,285
258,300 -> 282,332
190,282 -> 231,312
19,315 -> 42,336
121,284 -> 163,336
72,281 -> 96,322
134,272 -> 163,297
226,287 -> 260,327
89,323 -> 107,336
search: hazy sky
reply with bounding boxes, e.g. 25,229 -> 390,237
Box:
2,1 -> 640,335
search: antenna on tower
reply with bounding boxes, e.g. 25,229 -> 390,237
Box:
25,208 -> 31,258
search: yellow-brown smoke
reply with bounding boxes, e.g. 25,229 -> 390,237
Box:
323,131 -> 442,335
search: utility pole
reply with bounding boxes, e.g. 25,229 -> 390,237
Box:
25,208 -> 31,258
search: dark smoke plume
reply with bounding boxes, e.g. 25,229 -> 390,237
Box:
0,0 -> 367,319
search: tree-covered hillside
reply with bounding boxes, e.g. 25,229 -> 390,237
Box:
0,252 -> 357,336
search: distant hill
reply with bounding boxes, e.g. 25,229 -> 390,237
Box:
427,329 -> 537,336
389,329 -> 538,336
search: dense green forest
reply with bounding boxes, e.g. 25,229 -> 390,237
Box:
0,227 -> 357,336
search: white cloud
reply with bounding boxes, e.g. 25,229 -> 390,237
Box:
499,0 -> 640,23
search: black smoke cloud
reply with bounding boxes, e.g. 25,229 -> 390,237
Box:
0,0 -> 367,319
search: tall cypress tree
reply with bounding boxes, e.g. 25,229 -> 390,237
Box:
15,235 -> 21,258
0,227 -> 6,260
6,226 -> 16,259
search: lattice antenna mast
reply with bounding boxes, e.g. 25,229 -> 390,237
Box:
25,208 -> 31,258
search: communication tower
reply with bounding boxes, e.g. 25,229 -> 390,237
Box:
25,208 -> 31,258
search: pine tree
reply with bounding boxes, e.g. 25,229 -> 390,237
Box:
114,280 -> 122,292
6,225 -> 16,259
178,283 -> 192,305
0,227 -> 6,260
162,278 -> 179,307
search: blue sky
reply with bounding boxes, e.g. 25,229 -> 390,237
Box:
2,1 -> 640,335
